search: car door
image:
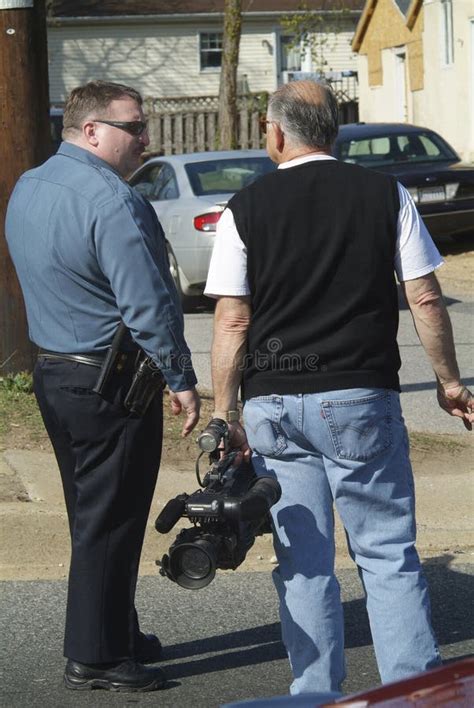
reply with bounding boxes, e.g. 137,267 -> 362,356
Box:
131,161 -> 184,256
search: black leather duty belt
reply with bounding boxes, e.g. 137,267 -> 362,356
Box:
38,350 -> 139,371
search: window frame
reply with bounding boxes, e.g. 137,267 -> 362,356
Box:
441,0 -> 454,66
199,31 -> 223,73
279,34 -> 302,74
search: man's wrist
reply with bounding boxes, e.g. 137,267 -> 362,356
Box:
212,409 -> 240,422
436,377 -> 463,391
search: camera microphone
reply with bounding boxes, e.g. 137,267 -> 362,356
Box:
155,494 -> 187,534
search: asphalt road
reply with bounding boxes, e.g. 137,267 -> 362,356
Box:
1,563 -> 473,707
2,255 -> 472,707
185,286 -> 474,434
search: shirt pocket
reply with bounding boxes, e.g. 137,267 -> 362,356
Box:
322,390 -> 392,462
244,395 -> 287,458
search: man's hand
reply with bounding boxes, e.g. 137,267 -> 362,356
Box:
437,381 -> 474,431
169,388 -> 200,437
226,421 -> 252,463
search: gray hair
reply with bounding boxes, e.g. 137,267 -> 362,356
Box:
267,80 -> 339,149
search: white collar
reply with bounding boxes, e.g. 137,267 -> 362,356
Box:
278,153 -> 336,170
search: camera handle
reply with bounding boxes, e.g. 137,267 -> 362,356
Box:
194,450 -> 239,488
195,452 -> 208,488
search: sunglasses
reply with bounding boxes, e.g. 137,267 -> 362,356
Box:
259,116 -> 277,135
93,119 -> 148,136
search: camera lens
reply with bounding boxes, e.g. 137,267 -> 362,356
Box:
169,540 -> 218,589
180,547 -> 212,579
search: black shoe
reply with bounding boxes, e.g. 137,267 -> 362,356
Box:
135,631 -> 163,663
64,659 -> 166,692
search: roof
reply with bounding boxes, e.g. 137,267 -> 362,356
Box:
352,0 -> 422,52
336,122 -> 436,138
394,0 -> 410,15
51,1 -> 364,18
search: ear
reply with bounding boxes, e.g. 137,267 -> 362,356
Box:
83,120 -> 99,147
274,123 -> 285,153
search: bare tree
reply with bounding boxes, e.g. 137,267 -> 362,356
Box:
217,0 -> 242,150
281,1 -> 354,75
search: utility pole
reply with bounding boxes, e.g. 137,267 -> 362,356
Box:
0,0 -> 51,374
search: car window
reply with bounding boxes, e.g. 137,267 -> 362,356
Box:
338,130 -> 457,167
154,164 -> 179,200
130,164 -> 179,200
184,158 -> 275,196
130,165 -> 163,198
418,135 -> 443,157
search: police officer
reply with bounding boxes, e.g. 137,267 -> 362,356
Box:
5,80 -> 200,692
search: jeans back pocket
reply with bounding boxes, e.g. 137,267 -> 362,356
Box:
322,391 -> 392,462
244,395 -> 287,458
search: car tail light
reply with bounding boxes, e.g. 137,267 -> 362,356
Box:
193,212 -> 222,232
445,183 -> 459,200
407,186 -> 419,203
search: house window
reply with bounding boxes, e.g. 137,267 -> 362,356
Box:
200,32 -> 223,70
442,0 -> 454,65
280,36 -> 302,72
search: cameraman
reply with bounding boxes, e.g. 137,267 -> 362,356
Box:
5,81 -> 200,692
204,80 -> 473,696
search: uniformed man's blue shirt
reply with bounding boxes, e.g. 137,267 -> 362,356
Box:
5,142 -> 197,392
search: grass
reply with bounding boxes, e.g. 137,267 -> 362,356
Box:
0,385 -> 47,448
409,431 -> 468,455
1,379 -> 466,459
0,375 -> 214,456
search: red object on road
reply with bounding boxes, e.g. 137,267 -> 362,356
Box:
326,657 -> 473,707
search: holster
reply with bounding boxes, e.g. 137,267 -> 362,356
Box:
124,356 -> 165,417
93,322 -> 164,416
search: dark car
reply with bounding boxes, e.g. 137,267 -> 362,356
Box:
334,123 -> 474,240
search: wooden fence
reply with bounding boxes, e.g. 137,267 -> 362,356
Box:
143,82 -> 359,156
143,94 -> 266,156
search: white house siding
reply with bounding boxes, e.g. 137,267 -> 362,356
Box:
356,54 -> 387,119
48,24 -> 222,102
304,25 -> 359,74
419,0 -> 474,162
237,25 -> 278,93
355,1 -> 474,162
48,16 -> 359,104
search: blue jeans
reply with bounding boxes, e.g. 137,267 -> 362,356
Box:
243,389 -> 441,695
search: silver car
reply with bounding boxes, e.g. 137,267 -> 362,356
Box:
129,150 -> 275,306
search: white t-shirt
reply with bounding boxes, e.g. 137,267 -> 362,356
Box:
204,154 -> 443,298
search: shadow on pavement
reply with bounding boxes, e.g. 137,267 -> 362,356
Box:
400,376 -> 474,393
166,640 -> 287,681
160,555 -> 473,679
1,559 -> 472,705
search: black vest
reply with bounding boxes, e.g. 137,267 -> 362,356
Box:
228,159 -> 401,400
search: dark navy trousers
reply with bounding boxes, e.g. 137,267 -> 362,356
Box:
33,358 -> 163,663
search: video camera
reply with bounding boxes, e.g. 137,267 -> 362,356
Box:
155,418 -> 281,589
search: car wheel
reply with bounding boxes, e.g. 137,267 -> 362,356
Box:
166,246 -> 195,312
